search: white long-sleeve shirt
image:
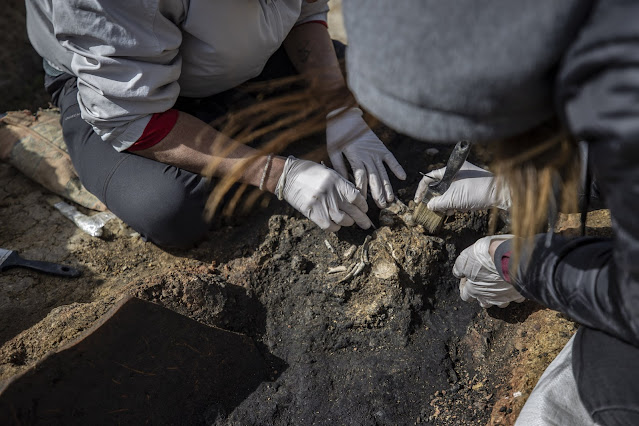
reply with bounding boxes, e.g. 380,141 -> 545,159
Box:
26,0 -> 329,150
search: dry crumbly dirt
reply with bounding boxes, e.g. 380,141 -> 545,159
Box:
0,2 -> 613,425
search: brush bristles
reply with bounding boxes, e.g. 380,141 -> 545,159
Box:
413,201 -> 444,233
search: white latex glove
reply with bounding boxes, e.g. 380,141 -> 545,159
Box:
326,107 -> 406,208
452,235 -> 525,308
414,161 -> 511,213
275,156 -> 373,232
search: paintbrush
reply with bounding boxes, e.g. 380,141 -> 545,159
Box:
414,140 -> 471,233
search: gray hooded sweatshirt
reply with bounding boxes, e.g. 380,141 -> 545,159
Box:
342,0 -> 589,143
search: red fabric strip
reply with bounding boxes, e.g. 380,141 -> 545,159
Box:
501,250 -> 512,283
294,20 -> 328,28
127,109 -> 179,152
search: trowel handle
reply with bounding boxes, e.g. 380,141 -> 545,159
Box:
2,253 -> 82,278
15,258 -> 82,277
430,140 -> 471,195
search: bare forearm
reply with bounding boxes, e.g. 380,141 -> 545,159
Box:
283,23 -> 346,90
132,111 -> 284,193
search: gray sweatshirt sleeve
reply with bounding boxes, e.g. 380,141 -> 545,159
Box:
504,0 -> 639,346
52,1 -> 182,151
297,0 -> 329,24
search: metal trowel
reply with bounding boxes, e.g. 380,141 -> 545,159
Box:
0,248 -> 81,277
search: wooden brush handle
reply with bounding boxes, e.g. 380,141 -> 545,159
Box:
430,140 -> 471,195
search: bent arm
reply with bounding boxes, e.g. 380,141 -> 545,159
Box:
133,111 -> 284,193
505,0 -> 639,346
283,21 -> 347,92
499,236 -> 639,344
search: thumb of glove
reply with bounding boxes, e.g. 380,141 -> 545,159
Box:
425,190 -> 462,214
414,170 -> 444,203
459,277 -> 471,302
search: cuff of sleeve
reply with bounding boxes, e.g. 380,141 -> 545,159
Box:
494,238 -> 514,282
294,19 -> 328,28
128,109 -> 179,152
104,115 -> 153,152
295,11 -> 329,27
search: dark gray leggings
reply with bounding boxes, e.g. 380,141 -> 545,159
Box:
574,327 -> 639,425
48,74 -> 210,248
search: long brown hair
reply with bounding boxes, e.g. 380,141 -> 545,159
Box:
491,120 -> 580,258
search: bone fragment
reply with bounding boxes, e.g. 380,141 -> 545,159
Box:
324,239 -> 336,254
342,244 -> 357,260
327,265 -> 348,274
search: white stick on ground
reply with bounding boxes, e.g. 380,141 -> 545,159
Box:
54,202 -> 116,237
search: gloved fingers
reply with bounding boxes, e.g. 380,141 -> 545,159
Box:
463,280 -> 523,308
464,282 -> 497,308
426,191 -> 459,213
367,158 -> 396,209
344,187 -> 369,213
325,193 -> 354,227
460,279 -> 493,308
425,166 -> 445,181
491,300 -> 511,308
436,161 -> 489,177
349,158 -> 368,196
329,151 -> 349,180
375,158 -> 395,205
415,161 -> 492,204
452,247 -> 471,279
341,190 -> 373,229
307,208 -> 341,233
367,166 -> 386,208
478,299 -> 494,308
329,209 -> 355,227
414,175 -> 436,203
459,278 -> 470,301
383,153 -> 407,180
354,168 -> 368,199
500,286 -> 525,304
340,203 -> 372,229
459,161 -> 490,173
324,222 -> 341,233
418,161 -> 486,186
489,180 -> 512,211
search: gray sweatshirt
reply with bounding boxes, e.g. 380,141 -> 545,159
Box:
342,0 -> 590,143
26,0 -> 329,151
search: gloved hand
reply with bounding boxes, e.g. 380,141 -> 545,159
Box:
275,156 -> 373,232
452,235 -> 525,308
414,161 -> 511,213
326,107 -> 406,208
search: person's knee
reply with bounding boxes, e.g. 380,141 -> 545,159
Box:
574,327 -> 639,426
104,170 -> 210,249
138,201 -> 208,249
135,185 -> 209,249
